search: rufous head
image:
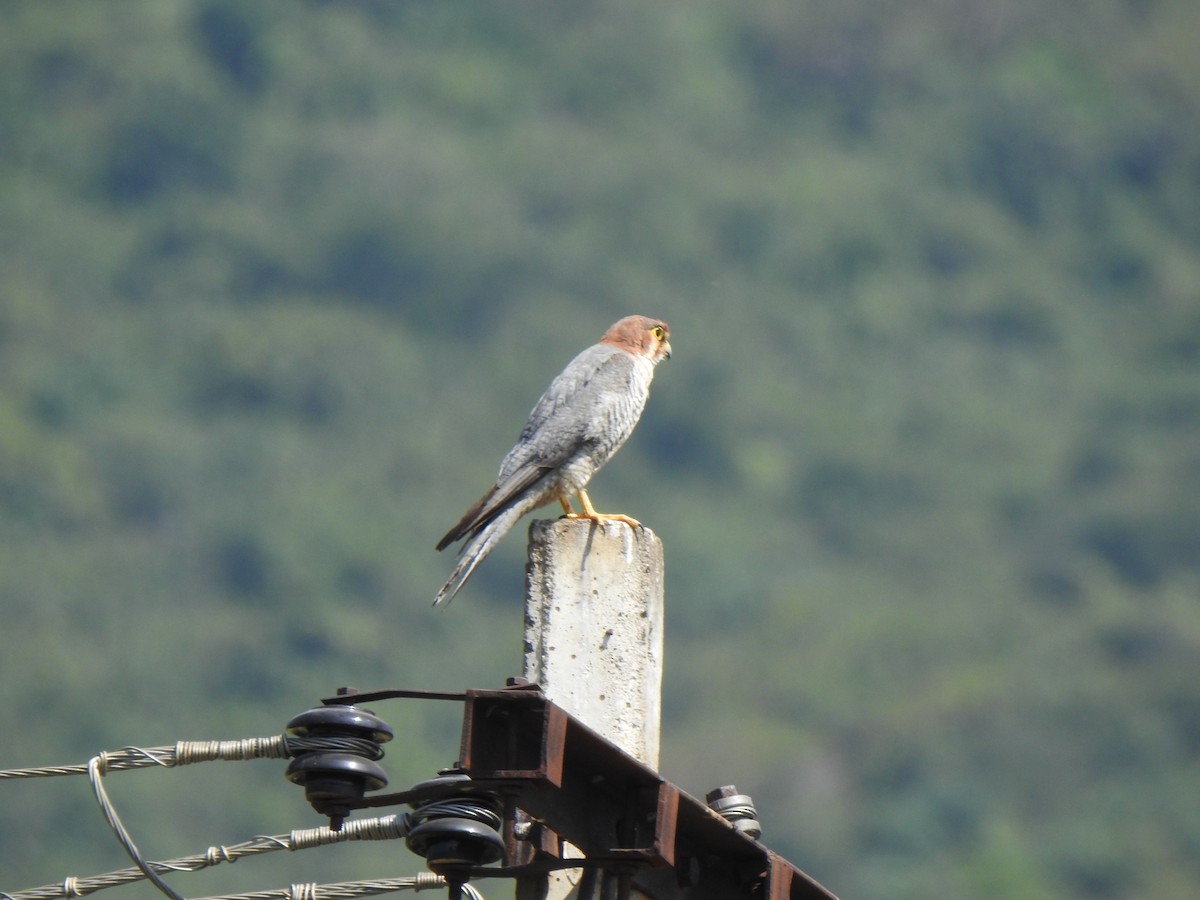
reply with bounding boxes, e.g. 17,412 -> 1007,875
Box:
599,315 -> 672,365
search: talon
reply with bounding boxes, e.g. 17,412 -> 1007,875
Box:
568,489 -> 641,530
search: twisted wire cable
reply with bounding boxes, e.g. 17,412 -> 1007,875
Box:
1,737 -> 502,900
406,799 -> 502,833
5,874 -> 482,900
192,874 -> 484,900
3,815 -> 412,900
1,735 -> 389,900
0,735 -> 383,781
4,796 -> 501,900
88,753 -> 186,900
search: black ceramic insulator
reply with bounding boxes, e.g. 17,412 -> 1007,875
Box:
286,752 -> 388,823
286,705 -> 394,744
409,771 -> 474,797
406,817 -> 506,868
404,771 -> 506,873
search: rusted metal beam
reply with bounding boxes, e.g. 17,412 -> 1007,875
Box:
308,683 -> 837,898
458,688 -> 838,899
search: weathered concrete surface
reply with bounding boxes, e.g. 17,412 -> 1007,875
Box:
523,517 -> 665,768
521,517 -> 665,899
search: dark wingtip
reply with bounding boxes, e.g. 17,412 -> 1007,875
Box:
435,485 -> 497,553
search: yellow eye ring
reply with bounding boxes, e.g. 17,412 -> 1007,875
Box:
652,326 -> 665,340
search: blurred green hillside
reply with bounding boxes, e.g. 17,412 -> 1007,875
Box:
2,2 -> 1199,898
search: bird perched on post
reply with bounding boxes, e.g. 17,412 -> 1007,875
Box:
434,315 -> 672,606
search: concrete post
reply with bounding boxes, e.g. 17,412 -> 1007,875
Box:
520,517 -> 665,899
523,518 -> 664,767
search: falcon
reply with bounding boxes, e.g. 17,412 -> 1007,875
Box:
434,315 -> 672,606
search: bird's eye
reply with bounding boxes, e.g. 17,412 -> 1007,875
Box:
652,326 -> 665,340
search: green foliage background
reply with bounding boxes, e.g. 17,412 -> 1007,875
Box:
2,2 -> 1199,897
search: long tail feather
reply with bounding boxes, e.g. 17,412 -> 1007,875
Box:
435,485 -> 497,552
433,502 -> 529,606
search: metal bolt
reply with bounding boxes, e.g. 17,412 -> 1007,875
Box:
705,784 -> 762,840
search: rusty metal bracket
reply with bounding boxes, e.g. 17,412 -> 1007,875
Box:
309,683 -> 838,899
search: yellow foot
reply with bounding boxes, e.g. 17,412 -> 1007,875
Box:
561,489 -> 643,530
564,512 -> 643,528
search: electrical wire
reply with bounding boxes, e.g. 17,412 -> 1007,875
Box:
407,799 -> 502,834
4,796 -> 503,900
1,736 -> 390,900
2,739 -> 496,900
0,735 -> 383,781
5,874 -> 482,900
3,815 -> 413,900
192,874 -> 484,900
88,754 -> 185,900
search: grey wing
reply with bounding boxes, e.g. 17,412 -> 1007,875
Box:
438,343 -> 654,559
441,346 -> 645,548
498,344 -> 641,480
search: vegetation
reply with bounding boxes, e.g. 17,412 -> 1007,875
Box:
2,2 -> 1199,897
